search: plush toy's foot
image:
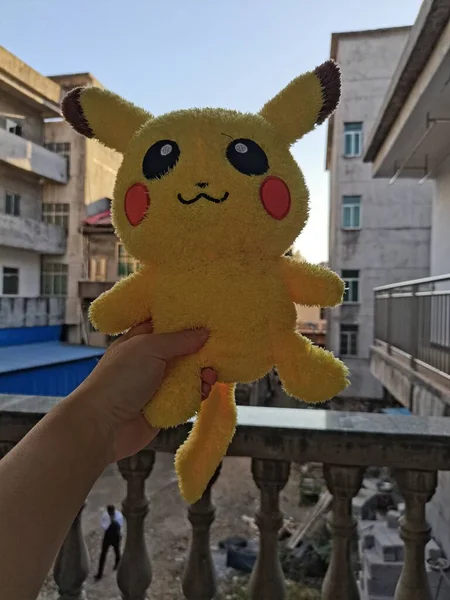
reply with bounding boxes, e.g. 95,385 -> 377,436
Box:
275,332 -> 349,402
144,356 -> 202,428
175,382 -> 236,504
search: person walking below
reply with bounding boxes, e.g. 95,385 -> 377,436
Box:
95,504 -> 123,580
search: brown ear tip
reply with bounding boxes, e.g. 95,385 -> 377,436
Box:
61,86 -> 94,138
314,60 -> 341,125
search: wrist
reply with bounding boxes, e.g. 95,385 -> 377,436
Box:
63,387 -> 115,467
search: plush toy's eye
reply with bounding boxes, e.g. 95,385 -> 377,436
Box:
226,138 -> 269,176
142,140 -> 180,180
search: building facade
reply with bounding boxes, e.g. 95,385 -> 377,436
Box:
326,28 -> 433,402
0,46 -> 68,332
43,73 -> 121,343
0,47 -> 121,345
363,0 -> 450,557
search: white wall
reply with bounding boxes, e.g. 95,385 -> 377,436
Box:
328,30 -> 432,400
0,164 -> 42,220
0,246 -> 40,296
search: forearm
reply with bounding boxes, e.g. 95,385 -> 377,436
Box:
0,391 -> 110,600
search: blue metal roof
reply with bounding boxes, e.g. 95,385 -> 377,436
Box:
0,342 -> 105,374
381,407 -> 411,415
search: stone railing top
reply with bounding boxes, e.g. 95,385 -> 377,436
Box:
2,394 -> 450,471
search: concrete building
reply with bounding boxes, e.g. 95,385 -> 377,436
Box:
43,73 -> 121,343
326,28 -> 433,403
363,0 -> 450,558
0,47 -> 121,345
78,200 -> 139,347
0,46 -> 68,324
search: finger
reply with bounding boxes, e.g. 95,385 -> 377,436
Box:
149,328 -> 209,360
201,382 -> 211,399
201,368 -> 217,386
119,319 -> 154,343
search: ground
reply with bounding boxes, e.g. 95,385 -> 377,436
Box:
38,454 -> 318,599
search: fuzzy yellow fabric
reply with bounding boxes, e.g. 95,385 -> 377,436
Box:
175,382 -> 237,503
260,71 -> 324,144
63,59 -> 349,504
80,88 -> 149,153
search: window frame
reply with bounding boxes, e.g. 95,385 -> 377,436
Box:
342,269 -> 360,304
2,266 -> 19,295
343,122 -> 363,158
117,243 -> 140,278
340,324 -> 358,357
41,262 -> 68,296
42,202 -> 70,231
89,256 -> 108,282
5,190 -> 21,217
5,118 -> 22,137
44,142 -> 71,176
341,195 -> 361,230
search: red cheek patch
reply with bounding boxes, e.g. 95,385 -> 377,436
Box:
124,183 -> 150,226
259,176 -> 291,220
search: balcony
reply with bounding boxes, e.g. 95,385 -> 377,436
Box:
1,398 -> 449,599
0,297 -> 65,328
79,280 -> 114,300
372,275 -> 450,413
0,128 -> 68,184
0,214 -> 66,254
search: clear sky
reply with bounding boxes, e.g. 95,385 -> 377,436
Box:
2,0 -> 422,263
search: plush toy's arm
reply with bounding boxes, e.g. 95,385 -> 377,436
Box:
279,257 -> 344,307
89,266 -> 155,335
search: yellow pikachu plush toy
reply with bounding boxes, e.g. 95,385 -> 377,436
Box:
62,60 -> 349,504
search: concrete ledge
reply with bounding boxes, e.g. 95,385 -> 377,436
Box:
0,214 -> 66,254
0,128 -> 68,184
2,403 -> 450,472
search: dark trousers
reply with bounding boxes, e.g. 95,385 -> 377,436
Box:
96,535 -> 121,578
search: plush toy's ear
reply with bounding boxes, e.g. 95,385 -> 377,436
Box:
61,87 -> 151,153
260,60 -> 341,144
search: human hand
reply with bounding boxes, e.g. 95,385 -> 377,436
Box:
73,321 -> 217,462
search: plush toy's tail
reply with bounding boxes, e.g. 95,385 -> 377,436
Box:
175,382 -> 237,504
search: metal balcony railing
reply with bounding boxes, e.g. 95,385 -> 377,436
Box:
374,274 -> 450,378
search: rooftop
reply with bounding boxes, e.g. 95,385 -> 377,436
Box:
0,341 -> 105,375
50,72 -> 105,90
0,45 -> 61,115
83,209 -> 112,227
364,0 -> 450,162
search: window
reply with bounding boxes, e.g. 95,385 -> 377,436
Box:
2,267 -> 19,295
44,142 -> 71,176
342,195 -> 361,229
5,191 -> 21,216
340,324 -> 358,356
89,257 -> 107,282
344,122 -> 363,157
41,263 -> 68,296
342,269 -> 360,303
42,203 -> 69,230
5,118 -> 22,137
117,244 -> 139,277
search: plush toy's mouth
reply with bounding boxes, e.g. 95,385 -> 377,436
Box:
177,191 -> 229,205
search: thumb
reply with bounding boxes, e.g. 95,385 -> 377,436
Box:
149,328 -> 209,361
